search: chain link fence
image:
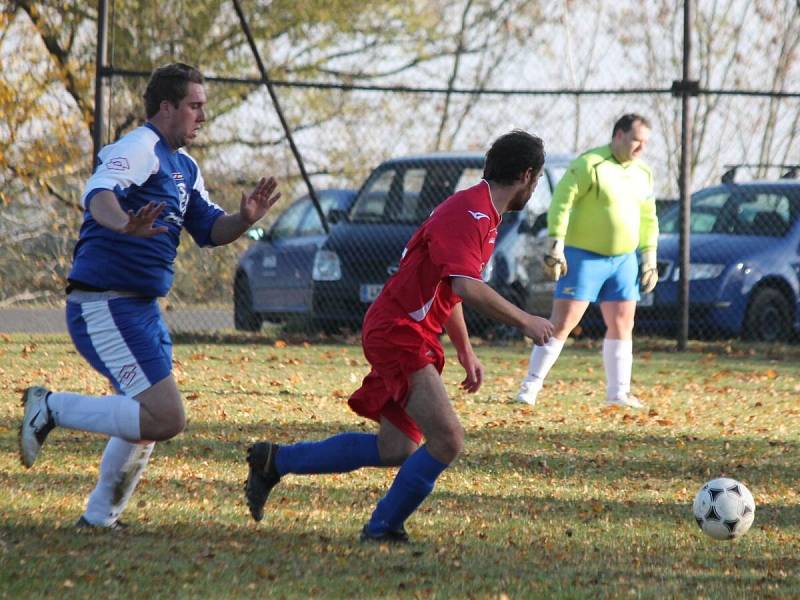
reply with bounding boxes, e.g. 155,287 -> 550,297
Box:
2,1 -> 799,342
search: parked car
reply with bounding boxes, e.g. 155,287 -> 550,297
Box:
310,153 -> 574,333
233,188 -> 356,331
638,179 -> 800,341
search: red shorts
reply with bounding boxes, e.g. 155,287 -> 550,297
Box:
348,317 -> 444,445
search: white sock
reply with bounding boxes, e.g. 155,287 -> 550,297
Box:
523,337 -> 566,388
603,338 -> 633,400
83,438 -> 154,526
47,392 -> 141,441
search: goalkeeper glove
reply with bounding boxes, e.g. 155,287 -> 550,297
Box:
542,237 -> 567,281
639,249 -> 658,294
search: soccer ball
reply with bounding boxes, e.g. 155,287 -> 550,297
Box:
692,477 -> 755,540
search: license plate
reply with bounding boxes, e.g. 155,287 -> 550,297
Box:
638,292 -> 654,307
359,284 -> 384,303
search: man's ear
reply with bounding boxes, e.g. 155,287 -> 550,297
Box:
524,167 -> 535,183
159,99 -> 175,116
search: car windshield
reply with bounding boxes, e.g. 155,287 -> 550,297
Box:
660,187 -> 799,237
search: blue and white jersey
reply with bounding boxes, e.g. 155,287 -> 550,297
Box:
68,123 -> 225,297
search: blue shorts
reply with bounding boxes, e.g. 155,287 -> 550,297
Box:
554,246 -> 640,303
66,295 -> 172,397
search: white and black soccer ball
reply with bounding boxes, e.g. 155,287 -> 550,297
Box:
692,477 -> 755,540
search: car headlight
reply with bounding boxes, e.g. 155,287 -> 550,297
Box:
672,263 -> 725,281
312,250 -> 342,281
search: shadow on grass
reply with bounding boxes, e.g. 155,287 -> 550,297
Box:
1,491 -> 798,600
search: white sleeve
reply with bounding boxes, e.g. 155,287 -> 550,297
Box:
183,151 -> 223,212
81,128 -> 160,208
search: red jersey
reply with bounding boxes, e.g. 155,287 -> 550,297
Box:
365,180 -> 500,339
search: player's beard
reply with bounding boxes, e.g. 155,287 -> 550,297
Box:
509,186 -> 531,211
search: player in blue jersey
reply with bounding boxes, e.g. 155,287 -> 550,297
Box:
18,63 -> 281,529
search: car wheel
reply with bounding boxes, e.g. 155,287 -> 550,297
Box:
234,274 -> 263,332
742,287 -> 792,342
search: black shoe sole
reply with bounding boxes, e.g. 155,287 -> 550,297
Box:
359,524 -> 410,544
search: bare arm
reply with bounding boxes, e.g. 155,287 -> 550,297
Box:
450,276 -> 553,345
89,190 -> 167,237
443,303 -> 483,393
211,176 -> 281,245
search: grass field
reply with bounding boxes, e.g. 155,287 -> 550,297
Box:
1,333 -> 799,599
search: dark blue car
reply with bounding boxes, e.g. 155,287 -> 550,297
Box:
638,180 -> 800,341
233,188 -> 356,331
310,152 -> 573,333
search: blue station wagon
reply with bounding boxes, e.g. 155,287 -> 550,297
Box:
639,180 -> 800,341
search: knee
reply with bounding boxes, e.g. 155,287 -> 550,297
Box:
379,438 -> 418,466
157,413 -> 186,441
430,422 -> 464,464
140,404 -> 186,441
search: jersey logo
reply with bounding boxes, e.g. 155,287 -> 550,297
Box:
118,364 -> 138,388
171,172 -> 189,225
106,157 -> 130,171
468,210 -> 490,221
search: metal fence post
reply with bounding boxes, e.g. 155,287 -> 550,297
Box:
91,0 -> 109,171
676,0 -> 698,351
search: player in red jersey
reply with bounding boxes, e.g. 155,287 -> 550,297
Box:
245,130 -> 554,542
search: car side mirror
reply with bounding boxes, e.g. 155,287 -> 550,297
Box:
328,208 -> 349,225
530,212 -> 548,236
246,227 -> 266,241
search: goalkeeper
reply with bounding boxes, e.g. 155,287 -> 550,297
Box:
516,113 -> 658,408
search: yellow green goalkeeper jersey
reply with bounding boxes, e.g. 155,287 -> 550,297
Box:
547,144 -> 658,256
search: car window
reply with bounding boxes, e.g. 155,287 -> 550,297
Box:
660,192 -> 728,234
739,193 -> 791,236
349,162 -> 483,225
547,166 -> 568,190
661,188 -> 798,236
350,169 -> 396,222
528,170 -> 554,215
270,199 -> 309,240
396,168 -> 426,222
296,192 -> 340,237
454,168 -> 484,192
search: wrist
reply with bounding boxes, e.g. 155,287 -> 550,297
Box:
110,214 -> 131,233
641,249 -> 657,267
547,237 -> 565,253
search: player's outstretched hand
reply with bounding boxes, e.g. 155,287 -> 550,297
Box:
457,350 -> 484,393
241,176 -> 281,225
521,314 -> 554,346
122,201 -> 168,237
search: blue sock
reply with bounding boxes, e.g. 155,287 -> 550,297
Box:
367,445 -> 448,534
275,432 -> 382,475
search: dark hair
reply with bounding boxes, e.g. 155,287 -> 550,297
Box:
144,63 -> 204,118
612,113 -> 651,137
483,129 -> 545,185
